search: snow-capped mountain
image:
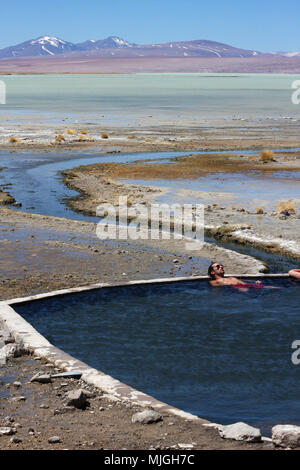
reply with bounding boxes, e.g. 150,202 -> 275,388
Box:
0,36 -> 78,58
77,36 -> 135,50
0,35 -> 263,59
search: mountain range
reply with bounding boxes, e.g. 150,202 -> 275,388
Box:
0,35 -> 267,59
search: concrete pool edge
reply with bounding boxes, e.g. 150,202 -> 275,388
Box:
1,273 -> 289,306
0,300 -> 210,424
0,273 -> 290,430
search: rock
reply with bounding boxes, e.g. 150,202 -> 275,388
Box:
11,396 -> 26,402
177,443 -> 194,449
218,422 -> 261,442
30,373 -> 52,384
10,437 -> 23,443
82,390 -> 96,399
0,343 -> 26,365
54,406 -> 74,415
132,409 -> 162,424
0,330 -> 14,344
65,389 -> 88,409
48,436 -> 61,444
0,427 -> 17,436
272,425 -> 300,449
13,381 -> 22,388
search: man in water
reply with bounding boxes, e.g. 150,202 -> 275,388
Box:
208,262 -> 253,287
289,269 -> 300,279
207,262 -> 276,290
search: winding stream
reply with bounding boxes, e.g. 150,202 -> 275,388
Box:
0,148 -> 298,272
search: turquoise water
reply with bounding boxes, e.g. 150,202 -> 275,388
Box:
16,278 -> 300,436
0,74 -> 299,123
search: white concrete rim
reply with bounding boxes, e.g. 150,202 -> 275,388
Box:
1,273 -> 290,306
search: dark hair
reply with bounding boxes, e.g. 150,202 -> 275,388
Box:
208,262 -> 216,279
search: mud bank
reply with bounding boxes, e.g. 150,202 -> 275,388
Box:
60,152 -> 300,261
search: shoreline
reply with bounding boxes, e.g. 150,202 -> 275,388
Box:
0,56 -> 300,74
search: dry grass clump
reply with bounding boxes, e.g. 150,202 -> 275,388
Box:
8,136 -> 22,143
101,132 -> 109,139
209,223 -> 251,239
256,207 -> 264,214
80,130 -> 87,135
276,200 -> 296,215
128,135 -> 136,139
55,135 -> 66,144
259,150 -> 275,163
78,135 -> 87,141
65,129 -> 77,135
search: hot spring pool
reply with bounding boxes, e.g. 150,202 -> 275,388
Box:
15,278 -> 300,435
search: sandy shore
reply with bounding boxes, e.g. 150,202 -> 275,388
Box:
0,116 -> 300,154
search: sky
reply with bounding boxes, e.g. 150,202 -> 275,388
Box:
1,0 -> 299,52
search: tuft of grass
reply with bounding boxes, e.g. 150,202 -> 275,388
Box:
65,128 -> 77,135
80,130 -> 87,135
256,207 -> 264,214
128,135 -> 136,139
55,135 -> 66,144
259,150 -> 275,163
8,136 -> 22,143
101,132 -> 109,139
276,200 -> 296,215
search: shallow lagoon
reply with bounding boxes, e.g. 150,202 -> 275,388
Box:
0,73 -> 299,125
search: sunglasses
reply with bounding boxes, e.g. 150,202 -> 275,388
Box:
214,264 -> 224,269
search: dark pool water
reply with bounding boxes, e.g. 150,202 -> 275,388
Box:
16,278 -> 300,435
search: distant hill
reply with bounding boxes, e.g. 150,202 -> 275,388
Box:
0,35 -> 263,59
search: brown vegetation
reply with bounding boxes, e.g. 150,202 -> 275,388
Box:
259,150 -> 275,163
67,152 -> 300,181
8,136 -> 22,144
276,200 -> 296,215
54,135 -> 66,144
256,207 -> 264,214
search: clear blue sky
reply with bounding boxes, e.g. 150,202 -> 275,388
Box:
1,0 -> 299,51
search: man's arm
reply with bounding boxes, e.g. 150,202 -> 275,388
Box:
289,269 -> 300,279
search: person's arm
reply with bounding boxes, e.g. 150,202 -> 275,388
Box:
289,269 -> 300,279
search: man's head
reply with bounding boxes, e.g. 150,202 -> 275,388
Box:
208,262 -> 225,279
